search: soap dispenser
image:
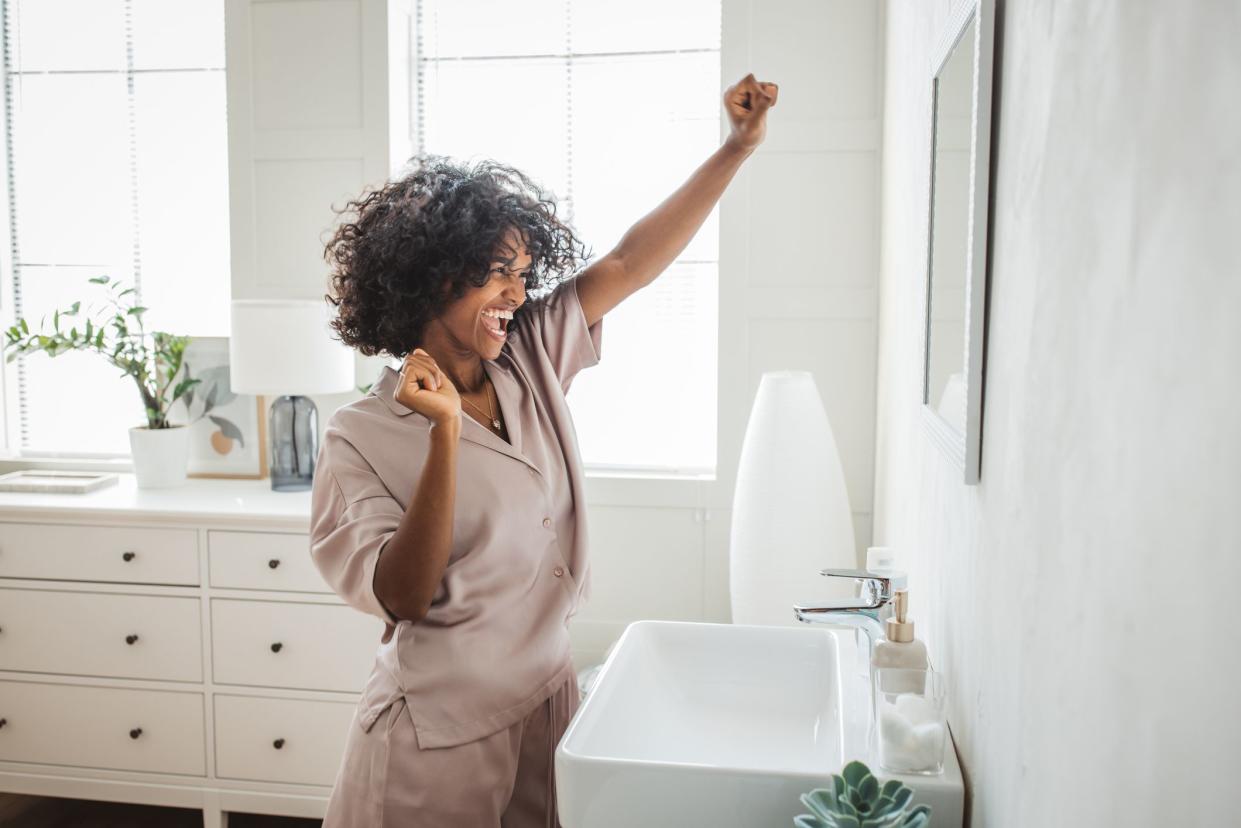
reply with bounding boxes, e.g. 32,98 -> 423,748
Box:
871,588 -> 928,671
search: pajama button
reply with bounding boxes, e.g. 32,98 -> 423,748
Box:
542,517 -> 552,528
553,566 -> 565,577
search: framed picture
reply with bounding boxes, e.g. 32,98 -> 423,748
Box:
168,336 -> 268,479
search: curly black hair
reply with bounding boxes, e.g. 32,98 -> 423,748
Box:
323,153 -> 592,358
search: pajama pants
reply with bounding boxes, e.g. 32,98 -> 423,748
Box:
321,670 -> 581,828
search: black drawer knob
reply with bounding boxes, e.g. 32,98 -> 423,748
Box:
129,727 -> 142,739
126,634 -> 139,645
268,559 -> 281,569
273,738 -> 285,749
0,718 -> 7,728
122,551 -> 136,562
270,642 -> 283,653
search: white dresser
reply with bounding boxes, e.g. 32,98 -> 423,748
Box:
0,474 -> 386,826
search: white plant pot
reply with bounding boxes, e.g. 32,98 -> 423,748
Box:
128,424 -> 191,489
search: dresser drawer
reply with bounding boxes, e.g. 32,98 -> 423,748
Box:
0,522 -> 198,586
208,531 -> 326,593
211,599 -> 383,692
0,680 -> 205,776
214,694 -> 356,786
0,589 -> 202,682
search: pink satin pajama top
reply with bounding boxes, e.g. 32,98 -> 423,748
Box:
309,275 -> 602,749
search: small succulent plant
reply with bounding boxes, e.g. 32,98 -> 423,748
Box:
794,760 -> 931,828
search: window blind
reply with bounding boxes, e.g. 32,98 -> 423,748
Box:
415,0 -> 721,473
1,0 -> 230,457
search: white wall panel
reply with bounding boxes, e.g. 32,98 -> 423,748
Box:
251,1 -> 364,130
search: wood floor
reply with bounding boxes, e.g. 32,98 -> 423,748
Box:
0,795 -> 320,827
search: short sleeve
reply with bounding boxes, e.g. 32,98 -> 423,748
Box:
511,275 -> 603,393
309,430 -> 403,625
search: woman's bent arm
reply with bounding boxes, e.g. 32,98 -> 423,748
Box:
373,416 -> 461,622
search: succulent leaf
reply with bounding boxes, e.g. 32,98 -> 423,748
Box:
842,761 -> 870,791
856,774 -> 879,810
802,789 -> 837,819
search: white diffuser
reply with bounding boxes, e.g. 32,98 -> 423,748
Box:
729,370 -> 856,626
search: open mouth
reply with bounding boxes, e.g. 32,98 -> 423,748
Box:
481,307 -> 513,342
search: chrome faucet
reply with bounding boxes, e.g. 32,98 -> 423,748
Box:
792,568 -> 896,650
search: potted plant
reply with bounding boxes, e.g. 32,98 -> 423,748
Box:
795,760 -> 931,828
2,274 -> 201,488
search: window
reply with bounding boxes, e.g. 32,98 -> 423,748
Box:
0,0 -> 230,457
415,0 -> 720,474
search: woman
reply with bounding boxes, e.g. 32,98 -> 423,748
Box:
310,72 -> 777,827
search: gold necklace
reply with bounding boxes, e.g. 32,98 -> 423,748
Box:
461,379 -> 501,431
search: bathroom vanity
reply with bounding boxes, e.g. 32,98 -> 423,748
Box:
0,474 -> 373,826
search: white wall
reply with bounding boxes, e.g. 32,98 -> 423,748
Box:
874,1 -> 1241,824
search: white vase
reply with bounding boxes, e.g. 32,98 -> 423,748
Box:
729,370 -> 856,626
128,424 -> 191,489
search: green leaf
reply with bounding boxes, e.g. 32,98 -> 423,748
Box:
53,309 -> 60,330
902,805 -> 932,828
842,761 -> 870,792
127,306 -> 147,316
794,817 -> 829,828
88,275 -> 110,284
20,317 -> 28,334
801,789 -> 838,820
858,775 -> 879,806
172,377 -> 201,403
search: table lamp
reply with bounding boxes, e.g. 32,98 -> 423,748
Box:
229,299 -> 355,491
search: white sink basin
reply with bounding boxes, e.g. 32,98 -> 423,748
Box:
556,620 -> 964,827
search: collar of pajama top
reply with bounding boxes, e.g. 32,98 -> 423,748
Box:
308,275 -> 604,749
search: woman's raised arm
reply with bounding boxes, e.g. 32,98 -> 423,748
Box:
575,72 -> 778,327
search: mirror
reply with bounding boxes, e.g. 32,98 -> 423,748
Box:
921,0 -> 994,484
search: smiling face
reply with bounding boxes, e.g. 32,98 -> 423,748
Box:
436,227 -> 530,360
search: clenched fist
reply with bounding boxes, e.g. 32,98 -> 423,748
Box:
396,349 -> 461,426
723,72 -> 778,153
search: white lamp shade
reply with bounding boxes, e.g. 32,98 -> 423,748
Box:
229,300 -> 355,396
729,370 -> 857,626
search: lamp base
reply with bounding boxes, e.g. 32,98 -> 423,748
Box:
269,395 -> 319,492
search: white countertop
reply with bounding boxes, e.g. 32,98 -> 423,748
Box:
0,473 -> 311,529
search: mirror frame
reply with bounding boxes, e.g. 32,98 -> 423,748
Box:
920,0 -> 995,484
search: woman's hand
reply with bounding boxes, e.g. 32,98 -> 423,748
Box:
396,349 -> 460,426
723,72 -> 778,153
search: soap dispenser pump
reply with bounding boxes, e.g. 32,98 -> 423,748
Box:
871,588 -> 929,671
